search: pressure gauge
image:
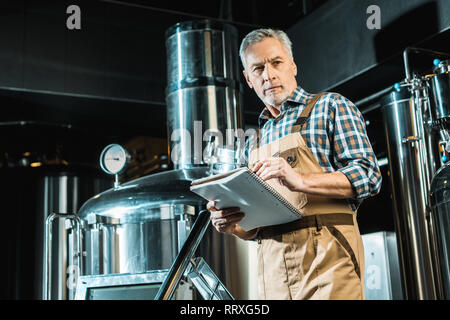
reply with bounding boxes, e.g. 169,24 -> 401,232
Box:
100,144 -> 130,176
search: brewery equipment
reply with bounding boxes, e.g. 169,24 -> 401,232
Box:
75,270 -> 170,300
381,48 -> 450,299
154,209 -> 233,300
62,20 -> 253,300
43,212 -> 82,300
0,121 -> 112,300
381,87 -> 436,299
165,20 -> 243,169
99,144 -> 131,187
73,211 -> 233,300
77,167 -> 204,276
429,163 -> 450,298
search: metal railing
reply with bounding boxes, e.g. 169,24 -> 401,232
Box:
155,209 -> 211,300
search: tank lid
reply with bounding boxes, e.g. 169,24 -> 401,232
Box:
430,162 -> 450,207
77,167 -> 209,223
380,87 -> 411,107
165,19 -> 237,39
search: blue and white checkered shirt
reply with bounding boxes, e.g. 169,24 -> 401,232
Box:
244,86 -> 382,210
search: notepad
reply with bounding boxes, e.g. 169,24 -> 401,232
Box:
190,167 -> 303,231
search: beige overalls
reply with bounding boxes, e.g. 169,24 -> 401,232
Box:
248,94 -> 365,300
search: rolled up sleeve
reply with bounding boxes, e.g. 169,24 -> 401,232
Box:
330,95 -> 382,201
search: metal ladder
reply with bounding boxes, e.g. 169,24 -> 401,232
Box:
155,209 -> 234,300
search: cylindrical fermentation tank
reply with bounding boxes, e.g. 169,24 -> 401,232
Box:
380,56 -> 450,300
165,20 -> 244,169
0,122 -> 112,300
40,168 -> 112,300
3,166 -> 111,300
77,168 -> 207,276
380,88 -> 437,299
429,60 -> 450,128
429,162 -> 450,299
75,20 -> 255,299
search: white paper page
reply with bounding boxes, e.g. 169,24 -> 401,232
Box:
190,169 -> 301,230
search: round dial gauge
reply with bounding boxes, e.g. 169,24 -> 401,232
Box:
99,144 -> 130,175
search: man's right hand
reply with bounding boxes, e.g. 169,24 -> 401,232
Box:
207,201 -> 258,240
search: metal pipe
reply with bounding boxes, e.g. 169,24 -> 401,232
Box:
403,47 -> 450,81
360,102 -> 381,115
43,213 -> 55,300
0,85 -> 164,106
43,212 -> 82,300
155,209 -> 211,300
98,0 -> 262,29
354,86 -> 394,110
381,89 -> 437,299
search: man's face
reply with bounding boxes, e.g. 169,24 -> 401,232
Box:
243,37 -> 298,108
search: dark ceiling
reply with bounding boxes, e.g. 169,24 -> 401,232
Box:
0,0 -> 333,141
98,0 -> 330,30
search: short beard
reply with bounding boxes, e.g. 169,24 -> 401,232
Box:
263,91 -> 290,107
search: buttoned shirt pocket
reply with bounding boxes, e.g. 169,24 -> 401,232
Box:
279,147 -> 300,168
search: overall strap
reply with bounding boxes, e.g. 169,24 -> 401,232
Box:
254,128 -> 261,149
291,93 -> 327,133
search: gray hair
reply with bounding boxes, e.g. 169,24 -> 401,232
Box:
239,28 -> 293,68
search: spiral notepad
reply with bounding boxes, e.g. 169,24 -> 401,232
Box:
190,167 -> 303,231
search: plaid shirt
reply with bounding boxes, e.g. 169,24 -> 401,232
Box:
244,86 -> 382,210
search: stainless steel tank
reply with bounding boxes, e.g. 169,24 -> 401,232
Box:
77,168 -> 207,276
379,48 -> 450,300
429,60 -> 450,127
39,168 -> 113,300
165,20 -> 244,169
381,88 -> 437,299
2,165 -> 111,300
424,59 -> 450,299
427,60 -> 450,165
0,122 -> 112,300
76,167 -> 255,299
72,20 -> 255,300
429,162 -> 450,299
164,20 -> 253,299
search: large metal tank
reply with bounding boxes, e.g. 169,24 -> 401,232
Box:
0,122 -> 112,300
77,168 -> 207,276
39,167 -> 112,300
164,20 -> 252,298
165,20 -> 244,169
76,167 -> 255,299
73,20 -> 255,299
424,59 -> 450,299
2,166 -> 111,300
429,162 -> 450,299
429,60 -> 450,128
380,88 -> 437,299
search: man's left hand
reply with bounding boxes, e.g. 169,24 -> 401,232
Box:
252,157 -> 302,191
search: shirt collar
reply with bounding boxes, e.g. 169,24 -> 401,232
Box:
257,86 -> 314,128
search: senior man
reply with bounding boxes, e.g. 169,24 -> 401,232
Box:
207,29 -> 382,300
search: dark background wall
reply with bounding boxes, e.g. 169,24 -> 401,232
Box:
0,0 -> 450,133
288,0 -> 450,100
0,0 -> 329,139
2,0 -> 450,133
